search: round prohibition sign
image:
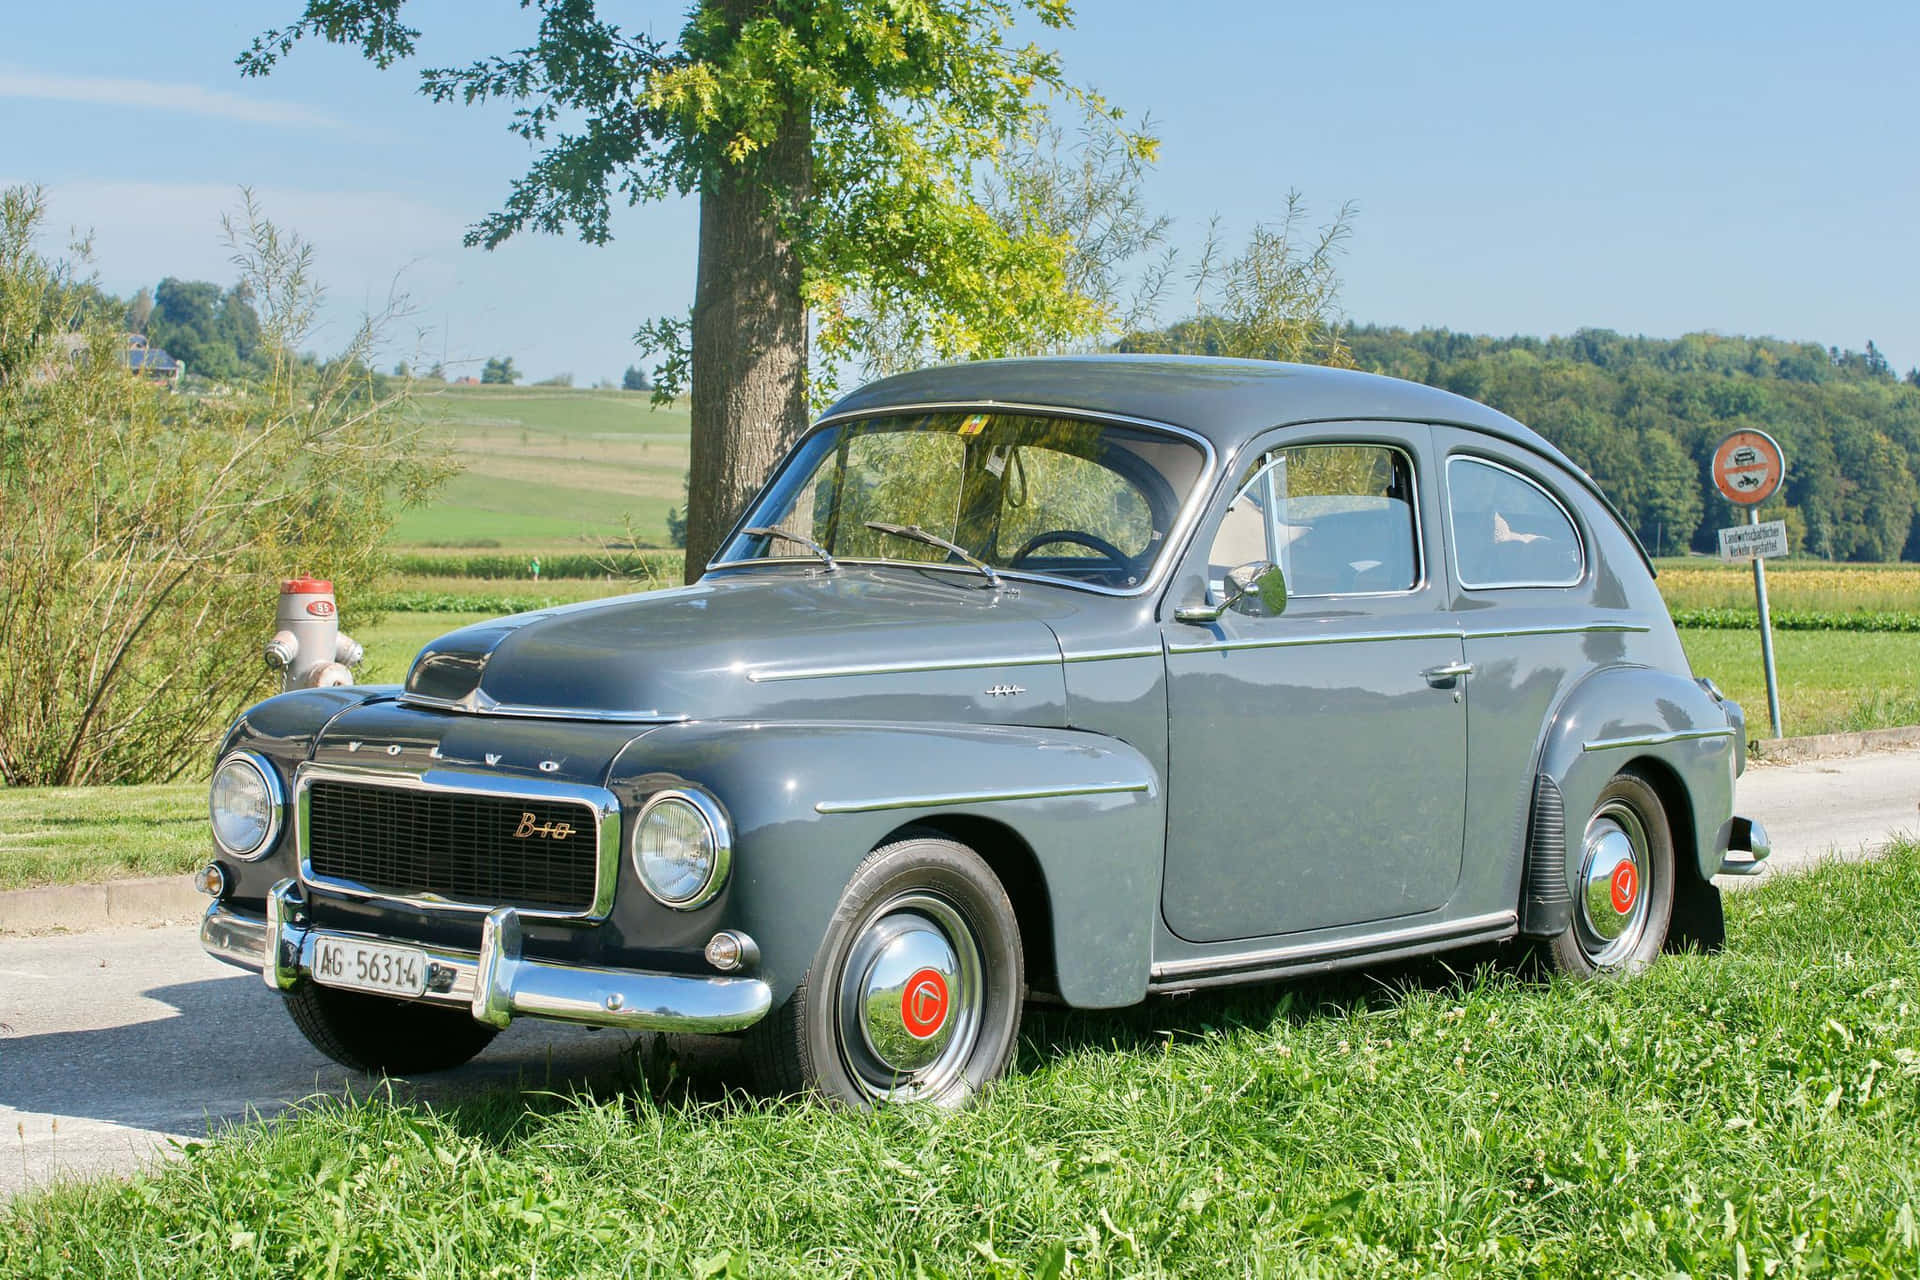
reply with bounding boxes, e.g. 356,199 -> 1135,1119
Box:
1711,429 -> 1785,506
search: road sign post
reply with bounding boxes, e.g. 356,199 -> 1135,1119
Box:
1710,429 -> 1787,739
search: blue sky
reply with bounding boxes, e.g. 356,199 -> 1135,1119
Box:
3,1 -> 1914,383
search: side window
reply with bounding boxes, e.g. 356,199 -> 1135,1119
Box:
1206,444 -> 1420,598
1446,456 -> 1583,588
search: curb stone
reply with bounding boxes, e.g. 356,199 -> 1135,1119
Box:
1750,724 -> 1920,766
0,875 -> 205,936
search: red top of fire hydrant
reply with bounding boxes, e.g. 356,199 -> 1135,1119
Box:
282,576 -> 333,594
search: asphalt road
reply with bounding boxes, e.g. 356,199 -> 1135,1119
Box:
3,747 -> 1915,1200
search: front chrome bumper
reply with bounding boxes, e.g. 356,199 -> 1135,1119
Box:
201,879 -> 771,1034
1718,815 -> 1772,877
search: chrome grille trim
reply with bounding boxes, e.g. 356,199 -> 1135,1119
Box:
294,763 -> 621,922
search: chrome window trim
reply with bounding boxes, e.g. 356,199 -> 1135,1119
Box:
1150,909 -> 1518,982
1207,441 -> 1428,603
396,690 -> 688,724
294,762 -> 622,922
814,780 -> 1150,815
1580,727 -> 1735,754
1445,454 -> 1587,591
705,401 -> 1219,600
210,750 -> 286,861
632,787 -> 733,910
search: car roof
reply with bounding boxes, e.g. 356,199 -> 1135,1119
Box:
823,354 -> 1649,570
831,354 -> 1539,458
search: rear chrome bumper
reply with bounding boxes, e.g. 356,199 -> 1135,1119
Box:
1719,815 -> 1771,877
200,879 -> 771,1034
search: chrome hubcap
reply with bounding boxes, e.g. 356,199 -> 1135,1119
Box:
836,891 -> 983,1100
1578,800 -> 1649,966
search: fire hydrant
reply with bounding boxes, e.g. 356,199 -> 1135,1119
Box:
263,577 -> 364,691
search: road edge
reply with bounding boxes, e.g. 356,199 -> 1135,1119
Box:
1751,723 -> 1920,765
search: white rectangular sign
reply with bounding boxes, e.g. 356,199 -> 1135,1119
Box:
1718,520 -> 1789,561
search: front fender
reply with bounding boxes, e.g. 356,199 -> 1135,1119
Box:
1538,666 -> 1739,886
612,720 -> 1162,1009
213,685 -> 399,905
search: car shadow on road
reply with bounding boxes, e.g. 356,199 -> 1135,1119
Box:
0,968 -> 636,1137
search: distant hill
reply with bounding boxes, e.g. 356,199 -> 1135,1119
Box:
1340,326 -> 1919,561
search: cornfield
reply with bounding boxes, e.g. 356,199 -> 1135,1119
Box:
1657,563 -> 1920,615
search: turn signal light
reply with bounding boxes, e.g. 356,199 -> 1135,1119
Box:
196,862 -> 230,898
704,930 -> 759,972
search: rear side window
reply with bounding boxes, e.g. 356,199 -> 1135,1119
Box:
1447,456 -> 1583,588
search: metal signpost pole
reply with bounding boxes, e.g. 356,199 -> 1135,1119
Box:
1749,506 -> 1783,738
1711,428 -> 1787,742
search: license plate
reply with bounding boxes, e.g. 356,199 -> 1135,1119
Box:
312,936 -> 428,999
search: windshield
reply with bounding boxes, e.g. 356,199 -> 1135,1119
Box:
715,410 -> 1210,591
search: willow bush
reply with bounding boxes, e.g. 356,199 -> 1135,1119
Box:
0,186 -> 450,785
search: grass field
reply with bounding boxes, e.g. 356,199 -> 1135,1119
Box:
1680,629 -> 1920,738
9,843 -> 1920,1276
387,385 -> 690,549
0,785 -> 204,892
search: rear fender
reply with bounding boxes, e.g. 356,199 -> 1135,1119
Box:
611,721 -> 1163,1009
1537,666 -> 1739,889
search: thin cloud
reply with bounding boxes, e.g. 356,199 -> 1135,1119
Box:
0,69 -> 339,128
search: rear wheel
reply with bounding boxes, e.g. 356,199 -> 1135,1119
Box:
1544,770 -> 1675,977
746,835 -> 1024,1107
282,983 -> 497,1075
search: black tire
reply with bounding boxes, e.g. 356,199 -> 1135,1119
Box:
1544,769 -> 1676,977
745,834 -> 1024,1108
283,982 -> 498,1075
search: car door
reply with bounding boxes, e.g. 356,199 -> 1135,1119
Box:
1160,426 -> 1468,943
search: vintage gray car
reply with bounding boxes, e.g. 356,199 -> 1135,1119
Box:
199,356 -> 1769,1106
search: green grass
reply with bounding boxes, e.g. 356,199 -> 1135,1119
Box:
0,785 -> 204,891
9,845 -> 1920,1275
1679,627 -> 1920,737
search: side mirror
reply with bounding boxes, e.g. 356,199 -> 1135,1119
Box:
1174,560 -> 1287,623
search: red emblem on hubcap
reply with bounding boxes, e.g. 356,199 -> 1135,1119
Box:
1610,861 -> 1639,915
901,968 -> 949,1039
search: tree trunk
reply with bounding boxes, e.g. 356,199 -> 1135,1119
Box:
683,78 -> 813,581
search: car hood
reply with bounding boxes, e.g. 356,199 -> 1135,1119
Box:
403,567 -> 1072,726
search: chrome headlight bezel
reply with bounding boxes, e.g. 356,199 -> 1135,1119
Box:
631,788 -> 732,909
209,750 -> 285,861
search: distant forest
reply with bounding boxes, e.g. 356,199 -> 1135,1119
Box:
1343,326 -> 1920,561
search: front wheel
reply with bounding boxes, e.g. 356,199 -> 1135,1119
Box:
1544,770 -> 1676,977
282,982 -> 498,1075
745,835 -> 1024,1107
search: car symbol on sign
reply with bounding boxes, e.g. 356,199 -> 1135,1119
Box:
1730,446 -> 1762,467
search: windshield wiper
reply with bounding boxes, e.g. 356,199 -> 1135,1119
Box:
863,521 -> 1002,588
742,526 -> 838,573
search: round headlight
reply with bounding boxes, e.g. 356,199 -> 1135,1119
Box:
209,751 -> 283,860
633,790 -> 731,909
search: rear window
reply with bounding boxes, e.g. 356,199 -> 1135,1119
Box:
1446,456 -> 1584,588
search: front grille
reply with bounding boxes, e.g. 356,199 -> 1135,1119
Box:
304,780 -> 601,914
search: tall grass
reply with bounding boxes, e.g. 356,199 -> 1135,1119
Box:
9,845 -> 1920,1276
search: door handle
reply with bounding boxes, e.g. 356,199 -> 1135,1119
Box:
1423,661 -> 1474,686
